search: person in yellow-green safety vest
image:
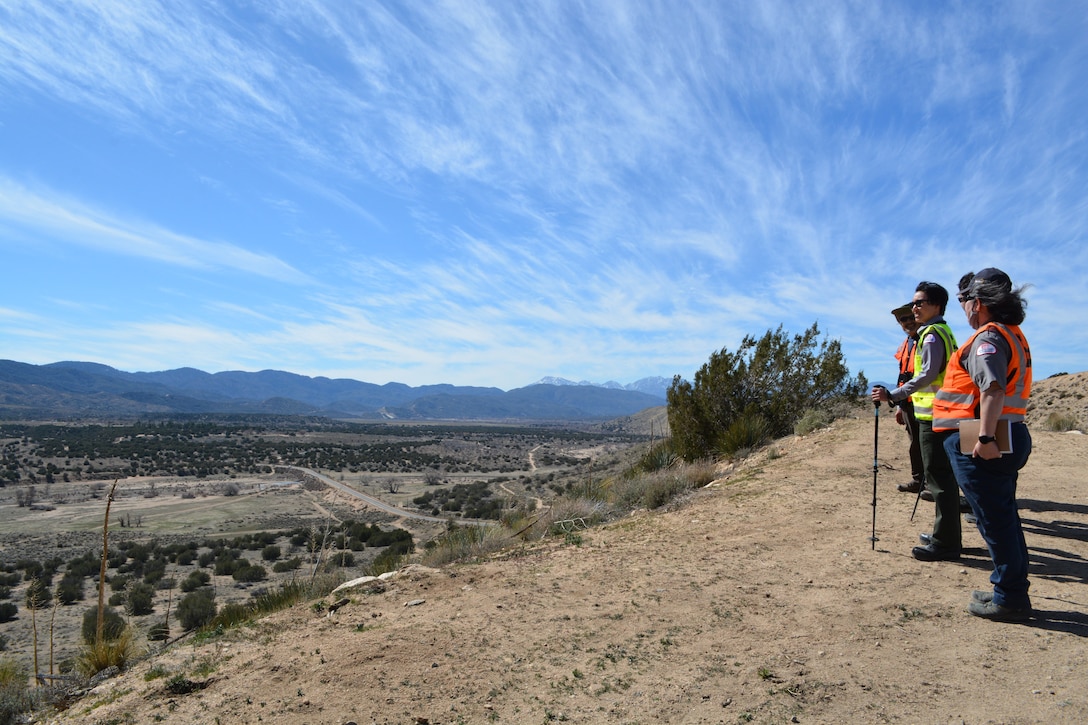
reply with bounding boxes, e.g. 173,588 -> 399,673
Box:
872,282 -> 962,561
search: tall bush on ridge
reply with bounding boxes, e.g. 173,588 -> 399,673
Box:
667,323 -> 867,460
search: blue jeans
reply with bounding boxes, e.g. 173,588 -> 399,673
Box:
943,423 -> 1032,609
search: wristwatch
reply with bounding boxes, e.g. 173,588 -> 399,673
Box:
978,435 -> 997,444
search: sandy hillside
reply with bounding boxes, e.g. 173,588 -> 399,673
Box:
36,373 -> 1088,725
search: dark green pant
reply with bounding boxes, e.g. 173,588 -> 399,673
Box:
918,420 -> 960,550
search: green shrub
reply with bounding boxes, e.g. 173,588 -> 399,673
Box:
212,603 -> 250,629
232,564 -> 268,583
177,590 -> 217,631
55,574 -> 85,605
126,582 -> 155,616
668,322 -> 866,460
327,552 -> 355,568
0,603 -> 16,624
180,570 -> 211,592
272,557 -> 302,573
716,411 -> 770,457
81,606 -> 126,644
631,441 -> 679,475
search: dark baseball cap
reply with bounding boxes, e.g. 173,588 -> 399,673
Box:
970,267 -> 1012,294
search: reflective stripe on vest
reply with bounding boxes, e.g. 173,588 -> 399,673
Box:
932,323 -> 1032,432
911,322 -> 956,421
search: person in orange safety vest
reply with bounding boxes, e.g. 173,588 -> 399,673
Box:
890,302 -> 925,494
934,267 -> 1033,621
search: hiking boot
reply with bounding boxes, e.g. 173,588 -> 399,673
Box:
971,590 -> 993,603
959,496 -> 972,513
911,543 -> 961,562
964,512 -> 977,525
897,481 -> 922,493
968,599 -> 1031,622
918,533 -> 932,545
919,489 -> 934,502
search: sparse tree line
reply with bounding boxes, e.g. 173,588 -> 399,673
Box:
412,480 -> 504,519
0,420 -> 639,485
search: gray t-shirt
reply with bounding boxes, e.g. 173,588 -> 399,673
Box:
890,317 -> 951,404
961,327 -> 1010,392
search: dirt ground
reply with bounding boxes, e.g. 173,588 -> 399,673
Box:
35,374 -> 1088,725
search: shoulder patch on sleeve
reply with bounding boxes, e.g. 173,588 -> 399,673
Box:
975,342 -> 999,356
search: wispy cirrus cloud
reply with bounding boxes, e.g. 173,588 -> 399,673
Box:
0,178 -> 308,282
2,1 -> 1087,386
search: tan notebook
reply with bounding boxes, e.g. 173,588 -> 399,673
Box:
958,418 -> 1012,454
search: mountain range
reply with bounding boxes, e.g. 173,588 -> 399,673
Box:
0,360 -> 668,421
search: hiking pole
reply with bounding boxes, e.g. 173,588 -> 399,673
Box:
910,481 -> 923,522
871,393 -> 880,549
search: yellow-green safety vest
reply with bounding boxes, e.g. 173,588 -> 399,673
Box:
911,322 -> 957,421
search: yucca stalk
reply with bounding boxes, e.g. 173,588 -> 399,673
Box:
96,481 -> 119,645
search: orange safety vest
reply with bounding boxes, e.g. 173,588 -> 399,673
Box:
932,322 -> 1032,432
895,336 -> 916,378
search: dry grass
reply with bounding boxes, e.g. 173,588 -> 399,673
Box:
74,627 -> 138,678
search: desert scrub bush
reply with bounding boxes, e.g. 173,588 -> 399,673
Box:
611,470 -> 692,510
562,476 -> 611,501
363,549 -> 403,575
1,658 -> 34,725
81,606 -> 126,644
419,524 -> 512,567
0,603 -> 16,624
75,626 -> 137,677
537,497 -> 609,538
794,407 -> 835,436
1044,411 -> 1081,432
627,441 -> 679,476
716,410 -> 770,457
272,557 -> 303,573
207,576 -> 340,629
177,590 -> 216,631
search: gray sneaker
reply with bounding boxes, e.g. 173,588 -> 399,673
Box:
971,590 -> 993,603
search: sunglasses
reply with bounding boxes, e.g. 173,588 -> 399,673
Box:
910,299 -> 930,308
896,316 -> 913,323
958,294 -> 974,303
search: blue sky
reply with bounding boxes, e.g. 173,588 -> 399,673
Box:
1,1 -> 1085,390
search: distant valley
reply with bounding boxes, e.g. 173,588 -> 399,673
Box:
0,360 -> 669,421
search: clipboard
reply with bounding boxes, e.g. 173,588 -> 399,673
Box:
958,418 -> 1012,454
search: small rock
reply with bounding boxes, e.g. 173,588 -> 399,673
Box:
405,599 -> 426,607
